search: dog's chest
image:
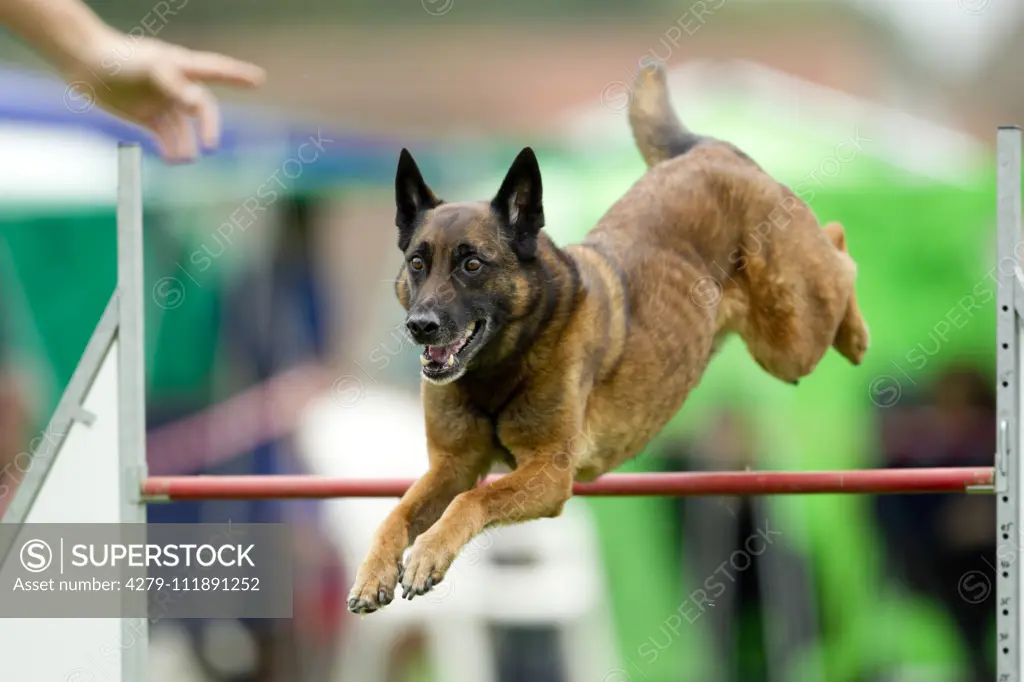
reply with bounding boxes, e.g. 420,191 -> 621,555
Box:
463,372 -> 525,416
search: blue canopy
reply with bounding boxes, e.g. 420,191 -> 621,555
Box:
0,64 -> 435,187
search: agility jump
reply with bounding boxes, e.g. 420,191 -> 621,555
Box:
0,126 -> 1020,680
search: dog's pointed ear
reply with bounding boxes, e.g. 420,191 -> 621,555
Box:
395,148 -> 441,251
491,147 -> 544,260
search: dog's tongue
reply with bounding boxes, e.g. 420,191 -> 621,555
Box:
427,345 -> 453,363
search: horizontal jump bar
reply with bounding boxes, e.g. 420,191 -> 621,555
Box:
141,467 -> 995,501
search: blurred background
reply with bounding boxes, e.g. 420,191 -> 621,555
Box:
0,0 -> 1018,680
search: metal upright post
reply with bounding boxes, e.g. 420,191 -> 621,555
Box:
117,142 -> 148,681
997,125 -> 1022,682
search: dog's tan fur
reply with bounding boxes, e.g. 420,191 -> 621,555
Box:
347,63 -> 869,612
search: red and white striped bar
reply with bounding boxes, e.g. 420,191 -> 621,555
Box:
142,467 -> 995,501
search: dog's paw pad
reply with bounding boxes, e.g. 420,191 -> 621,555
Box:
347,584 -> 395,614
347,596 -> 379,615
347,562 -> 402,614
401,539 -> 453,601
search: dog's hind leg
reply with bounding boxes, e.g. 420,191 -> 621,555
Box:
735,243 -> 838,385
823,222 -> 870,365
741,315 -> 823,385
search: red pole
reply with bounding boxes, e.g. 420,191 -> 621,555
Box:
142,467 -> 994,501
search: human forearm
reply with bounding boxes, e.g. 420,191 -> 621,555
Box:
0,0 -> 116,72
0,0 -> 265,161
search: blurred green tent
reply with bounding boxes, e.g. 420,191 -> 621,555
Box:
462,59 -> 998,682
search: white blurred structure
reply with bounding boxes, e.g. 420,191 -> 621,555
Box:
295,385 -> 622,682
851,0 -> 1022,83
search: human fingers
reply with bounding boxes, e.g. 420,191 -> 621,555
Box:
178,50 -> 266,88
150,110 -> 197,163
150,64 -> 218,153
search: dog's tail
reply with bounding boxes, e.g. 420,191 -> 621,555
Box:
628,61 -> 703,168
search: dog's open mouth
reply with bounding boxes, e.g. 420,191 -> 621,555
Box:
420,321 -> 484,380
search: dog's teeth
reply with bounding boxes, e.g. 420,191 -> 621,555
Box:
420,354 -> 430,367
445,355 -> 456,368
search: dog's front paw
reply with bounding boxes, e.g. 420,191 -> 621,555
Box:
401,533 -> 456,601
347,552 -> 402,615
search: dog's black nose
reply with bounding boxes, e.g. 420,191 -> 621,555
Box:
406,312 -> 441,339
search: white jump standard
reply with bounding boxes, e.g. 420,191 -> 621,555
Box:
0,143 -> 148,682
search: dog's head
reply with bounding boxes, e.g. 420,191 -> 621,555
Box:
393,147 -> 545,385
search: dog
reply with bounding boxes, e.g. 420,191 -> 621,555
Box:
347,62 -> 870,613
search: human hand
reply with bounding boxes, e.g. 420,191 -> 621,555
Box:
64,33 -> 265,162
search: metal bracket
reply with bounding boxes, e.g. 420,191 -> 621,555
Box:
122,466 -> 147,506
73,406 -> 97,427
1015,276 -> 1024,320
997,419 -> 1011,494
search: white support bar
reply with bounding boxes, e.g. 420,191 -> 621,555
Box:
117,142 -> 148,682
997,125 -> 1022,682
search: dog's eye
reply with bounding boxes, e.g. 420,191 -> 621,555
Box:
410,256 -> 425,271
463,258 -> 482,273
